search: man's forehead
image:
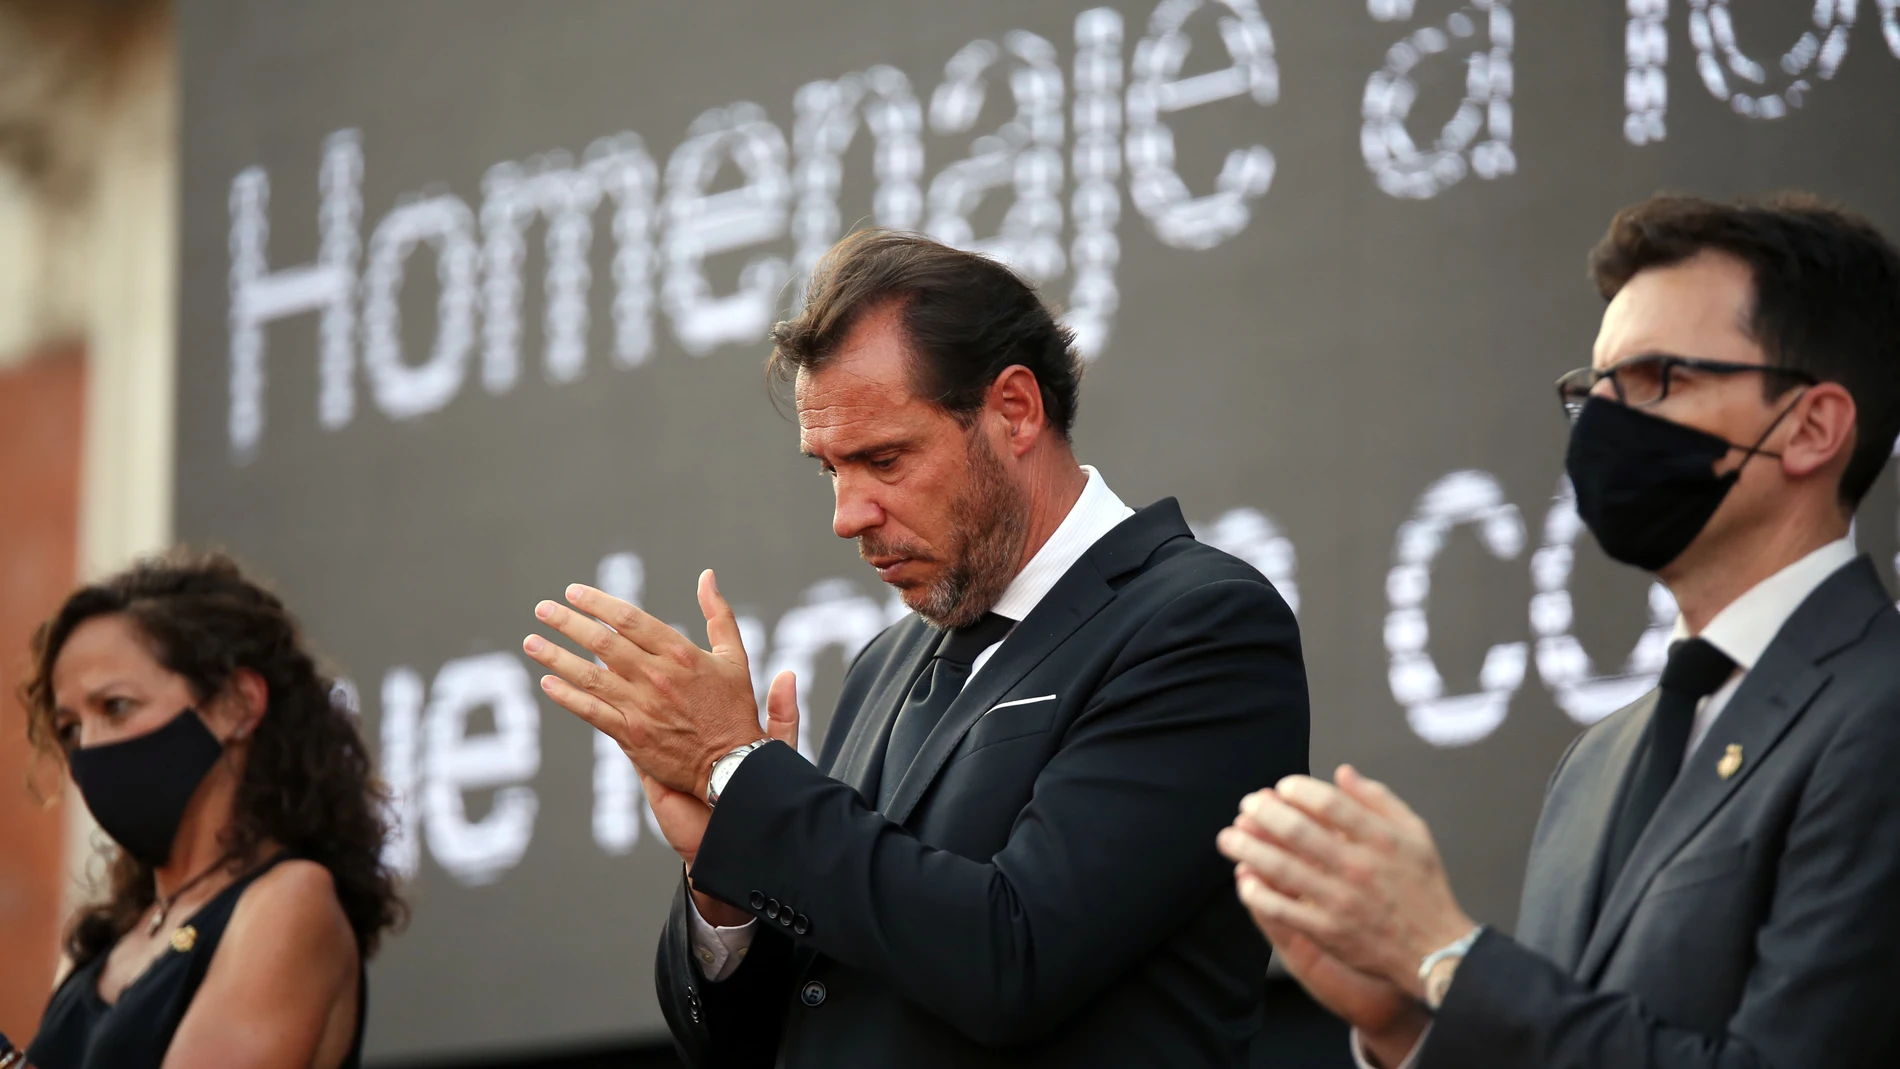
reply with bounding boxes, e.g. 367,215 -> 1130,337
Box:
797,361 -> 913,423
795,357 -> 910,409
798,396 -> 902,446
794,326 -> 928,448
1593,251 -> 1758,368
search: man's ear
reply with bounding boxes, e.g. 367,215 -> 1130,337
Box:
989,365 -> 1047,458
1780,382 -> 1856,485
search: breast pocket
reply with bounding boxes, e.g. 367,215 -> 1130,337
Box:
961,694 -> 1061,755
1647,841 -> 1750,897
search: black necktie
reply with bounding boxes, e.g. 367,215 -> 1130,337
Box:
877,612 -> 1015,810
1599,637 -> 1736,900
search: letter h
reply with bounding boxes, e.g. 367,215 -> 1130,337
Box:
227,129 -> 362,462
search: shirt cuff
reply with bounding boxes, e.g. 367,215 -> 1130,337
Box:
1349,1024 -> 1429,1069
687,889 -> 758,981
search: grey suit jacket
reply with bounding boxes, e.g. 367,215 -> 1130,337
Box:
1418,557 -> 1900,1069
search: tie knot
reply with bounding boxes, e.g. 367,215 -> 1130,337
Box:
1660,637 -> 1736,699
938,612 -> 1014,665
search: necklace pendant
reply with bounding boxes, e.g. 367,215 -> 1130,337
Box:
148,908 -> 165,936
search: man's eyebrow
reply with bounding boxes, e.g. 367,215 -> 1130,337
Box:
803,439 -> 913,464
841,439 -> 914,463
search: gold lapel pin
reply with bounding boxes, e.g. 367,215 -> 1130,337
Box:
170,925 -> 198,953
1717,744 -> 1744,781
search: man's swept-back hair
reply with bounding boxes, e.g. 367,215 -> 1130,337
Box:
768,229 -> 1083,438
1589,192 -> 1900,508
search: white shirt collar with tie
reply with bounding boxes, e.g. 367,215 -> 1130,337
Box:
968,465 -> 1134,677
1670,537 -> 1857,770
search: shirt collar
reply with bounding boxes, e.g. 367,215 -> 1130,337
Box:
990,466 -> 1135,622
1671,538 -> 1858,670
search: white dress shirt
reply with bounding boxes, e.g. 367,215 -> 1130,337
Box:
688,466 -> 1134,981
1674,538 -> 1857,768
1351,537 -> 1859,1069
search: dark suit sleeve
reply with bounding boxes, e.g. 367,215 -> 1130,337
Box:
655,867 -> 795,1069
1417,690 -> 1900,1069
686,577 -> 1307,1047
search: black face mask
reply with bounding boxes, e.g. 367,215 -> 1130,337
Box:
68,708 -> 225,868
1564,394 -> 1800,572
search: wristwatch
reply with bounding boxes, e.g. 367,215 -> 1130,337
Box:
706,739 -> 771,807
1417,925 -> 1485,1010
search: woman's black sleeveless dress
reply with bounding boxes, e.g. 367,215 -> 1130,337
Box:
26,856 -> 366,1069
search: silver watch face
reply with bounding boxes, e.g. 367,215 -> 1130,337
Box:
710,753 -> 742,794
708,741 -> 766,803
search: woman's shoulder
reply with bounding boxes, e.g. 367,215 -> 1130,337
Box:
247,857 -> 340,901
224,858 -> 358,967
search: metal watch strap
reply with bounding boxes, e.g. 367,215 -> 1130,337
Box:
1417,924 -> 1484,1010
705,739 -> 770,807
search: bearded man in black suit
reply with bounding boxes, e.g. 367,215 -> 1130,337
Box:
525,229 -> 1310,1067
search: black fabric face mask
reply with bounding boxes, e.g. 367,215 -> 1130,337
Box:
68,707 -> 225,868
1564,394 -> 1798,573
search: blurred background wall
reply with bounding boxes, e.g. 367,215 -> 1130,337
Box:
0,0 -> 174,1041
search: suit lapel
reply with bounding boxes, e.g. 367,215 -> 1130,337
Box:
881,499 -> 1192,826
1577,651 -> 1824,980
1519,695 -> 1651,974
827,621 -> 942,799
1575,557 -> 1889,981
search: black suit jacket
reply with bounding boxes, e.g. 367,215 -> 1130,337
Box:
654,499 -> 1309,1068
1419,557 -> 1900,1068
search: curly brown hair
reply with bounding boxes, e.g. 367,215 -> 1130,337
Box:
20,549 -> 405,967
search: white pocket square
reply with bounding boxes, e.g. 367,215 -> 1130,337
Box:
984,694 -> 1058,717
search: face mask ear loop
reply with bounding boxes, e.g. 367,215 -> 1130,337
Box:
1726,387 -> 1809,475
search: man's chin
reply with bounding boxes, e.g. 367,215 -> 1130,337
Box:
889,581 -> 929,610
888,578 -> 961,629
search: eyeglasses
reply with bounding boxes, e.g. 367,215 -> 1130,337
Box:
1555,353 -> 1817,423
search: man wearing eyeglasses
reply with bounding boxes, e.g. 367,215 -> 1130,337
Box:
1218,193 -> 1900,1069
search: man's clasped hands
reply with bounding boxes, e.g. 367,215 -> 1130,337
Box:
521,569 -> 801,927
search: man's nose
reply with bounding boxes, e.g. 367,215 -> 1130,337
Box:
832,475 -> 883,539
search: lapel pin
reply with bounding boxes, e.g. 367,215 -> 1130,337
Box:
1717,744 -> 1744,781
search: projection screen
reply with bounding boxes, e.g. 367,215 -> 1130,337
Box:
174,1 -> 1900,1060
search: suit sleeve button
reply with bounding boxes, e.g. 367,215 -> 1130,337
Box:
765,898 -> 781,920
801,981 -> 826,1007
748,890 -> 766,910
778,910 -> 794,928
792,914 -> 810,936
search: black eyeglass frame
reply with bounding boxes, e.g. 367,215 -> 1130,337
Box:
1555,353 -> 1818,422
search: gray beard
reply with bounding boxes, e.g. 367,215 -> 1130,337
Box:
907,434 -> 1028,630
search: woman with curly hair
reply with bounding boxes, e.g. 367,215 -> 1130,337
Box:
19,551 -> 403,1069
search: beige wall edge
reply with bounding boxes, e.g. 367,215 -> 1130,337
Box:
64,33 -> 178,921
